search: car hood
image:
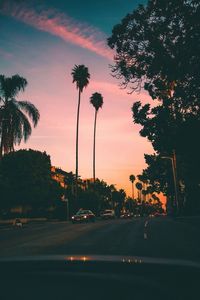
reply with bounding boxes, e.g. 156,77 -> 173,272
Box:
0,255 -> 200,269
101,213 -> 112,215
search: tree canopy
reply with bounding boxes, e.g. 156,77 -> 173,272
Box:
108,0 -> 200,215
0,74 -> 40,157
108,0 -> 200,107
90,92 -> 104,111
71,65 -> 90,92
0,149 -> 63,210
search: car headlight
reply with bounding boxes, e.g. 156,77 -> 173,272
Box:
84,215 -> 87,219
72,216 -> 74,219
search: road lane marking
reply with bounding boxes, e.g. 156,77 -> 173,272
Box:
144,232 -> 148,239
144,220 -> 149,239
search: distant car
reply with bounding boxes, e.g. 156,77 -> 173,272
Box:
133,214 -> 140,218
71,210 -> 95,223
13,218 -> 23,228
149,214 -> 154,218
120,212 -> 132,219
100,209 -> 115,219
154,213 -> 161,217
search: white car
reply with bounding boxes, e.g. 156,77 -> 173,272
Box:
100,209 -> 115,219
13,218 -> 23,228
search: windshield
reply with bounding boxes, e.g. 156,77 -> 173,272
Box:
76,210 -> 91,215
0,0 -> 200,273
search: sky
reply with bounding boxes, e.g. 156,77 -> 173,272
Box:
0,0 -> 157,197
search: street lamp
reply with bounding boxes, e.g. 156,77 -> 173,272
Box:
161,150 -> 179,213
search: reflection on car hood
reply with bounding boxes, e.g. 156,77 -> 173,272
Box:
0,255 -> 200,269
101,213 -> 112,215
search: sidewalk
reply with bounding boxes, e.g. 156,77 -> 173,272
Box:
0,218 -> 48,227
175,215 -> 200,228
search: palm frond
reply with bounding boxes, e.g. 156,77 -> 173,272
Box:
0,74 -> 27,100
10,102 -> 32,144
71,65 -> 90,92
0,75 -> 39,156
0,100 -> 32,154
90,92 -> 104,111
17,100 -> 40,127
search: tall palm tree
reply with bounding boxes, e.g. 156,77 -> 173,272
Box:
71,65 -> 90,196
0,74 -> 40,158
129,174 -> 136,199
90,92 -> 103,182
135,182 -> 143,201
137,174 -> 149,201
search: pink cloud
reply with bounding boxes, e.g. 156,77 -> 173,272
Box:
1,1 -> 113,60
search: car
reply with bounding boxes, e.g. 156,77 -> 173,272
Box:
149,214 -> 154,218
100,209 -> 115,219
13,218 -> 23,228
154,213 -> 161,217
120,212 -> 132,219
71,210 -> 95,223
133,214 -> 140,218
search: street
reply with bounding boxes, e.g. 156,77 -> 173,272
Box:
1,216 -> 200,262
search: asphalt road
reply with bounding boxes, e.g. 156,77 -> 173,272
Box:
0,216 -> 200,261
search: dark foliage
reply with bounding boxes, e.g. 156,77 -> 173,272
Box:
108,0 -> 200,214
0,149 -> 64,212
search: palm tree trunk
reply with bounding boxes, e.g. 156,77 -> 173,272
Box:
93,110 -> 97,182
132,182 -> 135,199
75,88 -> 81,201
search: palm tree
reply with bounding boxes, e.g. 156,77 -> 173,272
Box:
135,182 -> 143,201
129,174 -> 136,199
137,174 -> 149,201
0,74 -> 40,158
71,65 -> 90,195
90,92 -> 103,182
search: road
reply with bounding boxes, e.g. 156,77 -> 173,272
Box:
0,216 -> 200,261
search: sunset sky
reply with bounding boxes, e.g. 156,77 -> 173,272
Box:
0,0 -> 156,196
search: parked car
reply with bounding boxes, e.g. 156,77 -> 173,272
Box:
71,210 -> 95,223
100,209 -> 115,219
120,212 -> 132,219
133,214 -> 141,218
154,213 -> 166,217
13,218 -> 23,228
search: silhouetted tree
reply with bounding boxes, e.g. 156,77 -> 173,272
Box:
108,0 -> 200,105
90,92 -> 103,182
0,149 -> 63,214
108,0 -> 200,215
71,65 -> 90,199
129,174 -> 135,199
64,171 -> 76,196
0,74 -> 40,158
135,182 -> 142,201
143,154 -> 175,211
137,174 -> 149,201
112,188 -> 126,217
